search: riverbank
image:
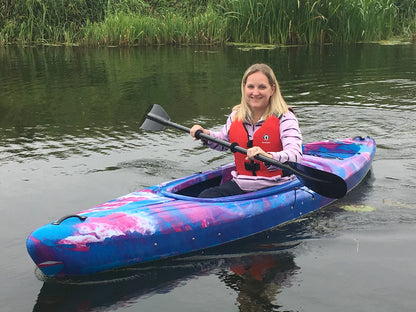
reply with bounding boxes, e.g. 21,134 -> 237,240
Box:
1,0 -> 415,46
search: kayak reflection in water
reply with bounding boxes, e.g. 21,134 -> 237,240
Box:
220,253 -> 299,311
190,63 -> 303,198
33,247 -> 299,312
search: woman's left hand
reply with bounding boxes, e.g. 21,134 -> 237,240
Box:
246,146 -> 273,161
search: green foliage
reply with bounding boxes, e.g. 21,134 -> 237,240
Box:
0,0 -> 415,46
81,4 -> 226,46
143,0 -> 209,15
395,0 -> 416,37
0,0 -> 149,44
219,0 -> 399,44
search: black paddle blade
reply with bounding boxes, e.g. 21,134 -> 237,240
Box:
140,104 -> 170,131
289,163 -> 347,199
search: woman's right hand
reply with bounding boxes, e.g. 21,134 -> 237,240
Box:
190,125 -> 209,140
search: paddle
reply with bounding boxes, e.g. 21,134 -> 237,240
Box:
140,104 -> 347,199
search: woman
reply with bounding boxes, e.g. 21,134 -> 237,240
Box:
190,63 -> 302,198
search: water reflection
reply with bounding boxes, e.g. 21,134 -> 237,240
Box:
1,43 -> 416,312
0,127 -> 143,163
33,224 -> 305,312
219,255 -> 298,312
2,44 -> 416,162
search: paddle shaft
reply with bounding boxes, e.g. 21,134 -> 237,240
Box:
146,112 -> 319,182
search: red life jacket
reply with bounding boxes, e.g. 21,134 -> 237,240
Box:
228,115 -> 283,177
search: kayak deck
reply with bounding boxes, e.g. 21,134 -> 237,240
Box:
161,136 -> 374,200
26,137 -> 376,277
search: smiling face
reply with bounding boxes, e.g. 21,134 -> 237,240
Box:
235,64 -> 287,123
244,71 -> 276,116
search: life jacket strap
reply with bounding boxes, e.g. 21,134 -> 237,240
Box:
244,161 -> 260,176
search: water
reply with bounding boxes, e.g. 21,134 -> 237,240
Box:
1,43 -> 415,312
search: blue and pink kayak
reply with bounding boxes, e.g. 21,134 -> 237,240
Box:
26,136 -> 376,277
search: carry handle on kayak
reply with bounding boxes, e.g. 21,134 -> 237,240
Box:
140,104 -> 347,199
52,214 -> 87,225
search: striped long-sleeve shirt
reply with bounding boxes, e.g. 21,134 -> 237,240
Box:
205,110 -> 303,192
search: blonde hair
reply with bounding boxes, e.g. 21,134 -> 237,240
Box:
233,63 -> 289,122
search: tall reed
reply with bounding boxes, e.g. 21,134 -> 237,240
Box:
332,0 -> 397,42
0,0 -> 414,46
81,5 -> 226,46
395,0 -> 416,38
219,0 -> 399,45
0,0 -> 149,44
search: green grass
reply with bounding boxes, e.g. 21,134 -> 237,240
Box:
395,0 -> 416,38
220,0 -> 399,45
81,6 -> 226,46
0,0 -> 414,46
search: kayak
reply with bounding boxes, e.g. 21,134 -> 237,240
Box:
26,136 -> 376,277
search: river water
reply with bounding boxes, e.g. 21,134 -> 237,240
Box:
1,43 -> 415,312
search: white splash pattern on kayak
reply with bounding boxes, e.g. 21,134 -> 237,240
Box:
57,211 -> 157,251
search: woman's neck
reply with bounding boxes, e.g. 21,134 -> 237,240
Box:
251,110 -> 266,123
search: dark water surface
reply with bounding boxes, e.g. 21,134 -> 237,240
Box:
1,44 -> 415,312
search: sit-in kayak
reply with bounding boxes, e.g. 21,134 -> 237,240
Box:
26,136 -> 376,277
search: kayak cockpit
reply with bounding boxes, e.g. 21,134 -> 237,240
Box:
157,163 -> 302,202
158,163 -> 232,199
